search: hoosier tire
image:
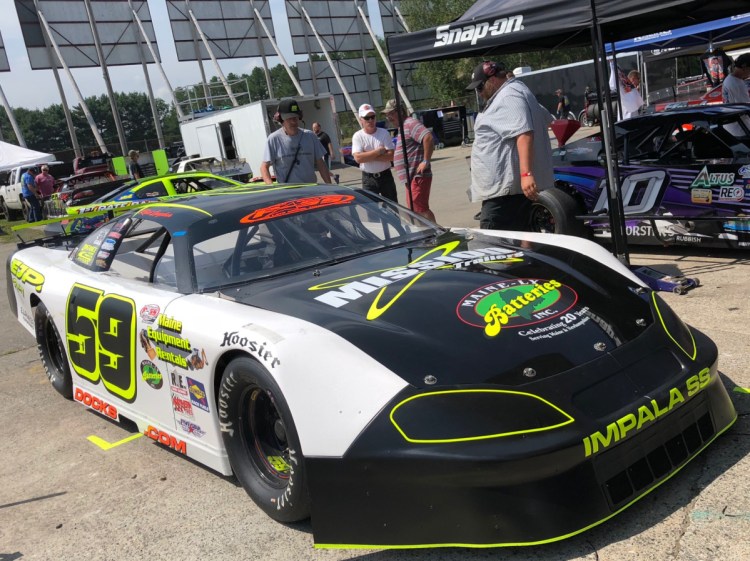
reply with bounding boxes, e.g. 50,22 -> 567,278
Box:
35,302 -> 73,399
218,356 -> 310,522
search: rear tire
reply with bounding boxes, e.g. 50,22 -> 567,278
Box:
35,302 -> 73,399
218,356 -> 310,523
531,189 -> 588,237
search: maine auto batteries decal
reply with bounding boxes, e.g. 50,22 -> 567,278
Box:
457,278 -> 583,338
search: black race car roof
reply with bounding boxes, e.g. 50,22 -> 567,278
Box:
130,183 -> 343,233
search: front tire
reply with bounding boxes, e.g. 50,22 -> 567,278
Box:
531,189 -> 588,237
2,198 -> 22,221
218,357 -> 310,522
35,302 -> 73,399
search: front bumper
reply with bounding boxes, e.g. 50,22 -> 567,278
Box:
308,328 -> 736,548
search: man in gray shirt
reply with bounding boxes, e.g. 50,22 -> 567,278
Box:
261,98 -> 332,184
466,61 -> 554,231
722,53 -> 750,104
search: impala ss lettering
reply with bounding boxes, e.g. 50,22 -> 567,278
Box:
434,16 -> 523,47
583,368 -> 711,457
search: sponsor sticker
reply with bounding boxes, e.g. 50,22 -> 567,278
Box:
140,304 -> 160,324
718,186 -> 744,202
690,166 -> 734,188
241,194 -> 355,224
178,418 -> 206,438
140,360 -> 163,389
187,377 -> 210,412
172,391 -> 194,417
456,278 -> 578,338
691,188 -> 712,204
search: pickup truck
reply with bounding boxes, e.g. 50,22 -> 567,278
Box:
171,156 -> 252,183
0,164 -> 59,220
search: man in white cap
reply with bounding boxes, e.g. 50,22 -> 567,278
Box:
351,103 -> 397,202
261,98 -> 332,184
466,60 -> 554,231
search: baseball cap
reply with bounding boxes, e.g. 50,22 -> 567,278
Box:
278,98 -> 302,120
735,53 -> 750,68
382,99 -> 398,114
465,61 -> 506,91
358,103 -> 376,118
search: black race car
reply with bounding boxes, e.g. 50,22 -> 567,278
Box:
8,184 -> 736,548
541,104 -> 750,248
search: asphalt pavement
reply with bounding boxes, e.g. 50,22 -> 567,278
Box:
1,128 -> 749,560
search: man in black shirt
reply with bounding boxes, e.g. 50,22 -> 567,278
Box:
312,122 -> 333,169
128,149 -> 144,180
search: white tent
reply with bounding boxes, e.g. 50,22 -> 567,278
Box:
0,140 -> 54,172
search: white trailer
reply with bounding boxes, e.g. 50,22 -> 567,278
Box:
179,95 -> 341,179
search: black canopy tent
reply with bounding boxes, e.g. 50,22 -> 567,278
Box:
387,0 -> 745,263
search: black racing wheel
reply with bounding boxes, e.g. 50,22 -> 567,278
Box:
218,356 -> 310,522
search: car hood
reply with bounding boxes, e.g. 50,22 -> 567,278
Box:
229,231 -> 652,387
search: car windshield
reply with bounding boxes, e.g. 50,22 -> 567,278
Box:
192,194 -> 439,291
95,180 -> 141,202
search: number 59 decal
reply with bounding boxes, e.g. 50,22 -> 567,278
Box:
66,284 -> 137,402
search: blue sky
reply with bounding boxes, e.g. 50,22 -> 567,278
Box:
0,0 -> 386,110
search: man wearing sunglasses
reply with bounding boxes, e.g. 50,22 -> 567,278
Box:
466,60 -> 554,231
352,103 -> 397,202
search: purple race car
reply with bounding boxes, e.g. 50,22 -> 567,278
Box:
536,104 -> 750,249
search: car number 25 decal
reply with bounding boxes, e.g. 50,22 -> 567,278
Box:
66,284 -> 137,402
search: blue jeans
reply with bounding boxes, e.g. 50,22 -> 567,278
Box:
25,195 -> 42,222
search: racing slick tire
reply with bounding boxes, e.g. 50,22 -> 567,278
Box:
578,110 -> 594,127
219,356 -> 310,523
35,302 -> 74,399
530,189 -> 588,237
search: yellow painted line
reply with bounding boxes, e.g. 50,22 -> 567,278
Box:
87,433 -> 143,450
732,386 -> 750,394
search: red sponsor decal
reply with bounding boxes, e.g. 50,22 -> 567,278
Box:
144,425 -> 187,454
240,194 -> 355,224
138,208 -> 173,218
74,388 -> 118,420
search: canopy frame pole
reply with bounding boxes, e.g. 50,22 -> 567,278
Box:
299,2 -> 358,120
33,0 -> 80,156
355,1 -> 414,115
252,4 -> 304,96
82,0 -> 128,155
37,8 -> 108,153
127,0 -> 164,149
392,67 -> 413,210
187,8 -> 239,107
131,7 -> 185,119
591,0 -> 629,264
